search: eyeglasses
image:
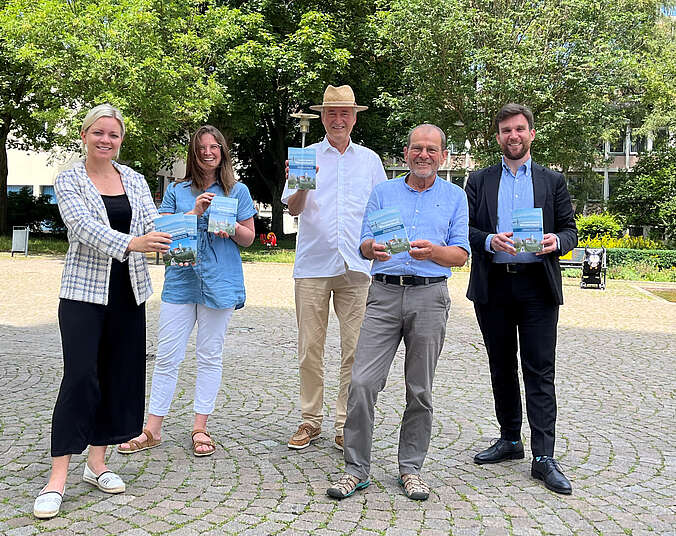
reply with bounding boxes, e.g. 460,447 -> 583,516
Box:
408,145 -> 440,156
197,144 -> 222,153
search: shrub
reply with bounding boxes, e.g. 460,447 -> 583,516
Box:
579,234 -> 662,250
7,187 -> 65,234
575,212 -> 622,240
606,248 -> 676,269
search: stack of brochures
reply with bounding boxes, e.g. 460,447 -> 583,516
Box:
287,147 -> 316,190
512,208 -> 544,253
208,197 -> 239,234
368,207 -> 411,255
154,213 -> 197,266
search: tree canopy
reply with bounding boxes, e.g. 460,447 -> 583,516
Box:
0,0 -> 218,232
373,0 -> 667,171
1,0 -> 676,234
610,147 -> 676,239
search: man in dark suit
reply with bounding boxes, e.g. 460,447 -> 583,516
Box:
465,103 -> 577,494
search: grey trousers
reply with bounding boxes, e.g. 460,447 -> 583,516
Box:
343,279 -> 451,480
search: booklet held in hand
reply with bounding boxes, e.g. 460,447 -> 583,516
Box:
512,208 -> 543,253
154,213 -> 197,266
368,207 -> 411,255
208,197 -> 238,235
288,147 -> 316,190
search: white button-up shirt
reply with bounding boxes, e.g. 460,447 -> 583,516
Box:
282,136 -> 387,278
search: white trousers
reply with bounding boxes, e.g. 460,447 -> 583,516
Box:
148,301 -> 234,416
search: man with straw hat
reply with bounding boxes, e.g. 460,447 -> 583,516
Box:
282,84 -> 387,451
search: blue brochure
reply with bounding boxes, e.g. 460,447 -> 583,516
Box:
154,213 -> 197,266
208,196 -> 238,234
512,208 -> 543,253
288,147 -> 316,190
368,207 -> 411,255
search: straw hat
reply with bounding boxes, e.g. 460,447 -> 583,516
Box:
309,85 -> 368,112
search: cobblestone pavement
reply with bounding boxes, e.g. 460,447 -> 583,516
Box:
1,254 -> 674,536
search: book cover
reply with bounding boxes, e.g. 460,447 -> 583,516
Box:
208,196 -> 238,234
288,147 -> 316,190
368,207 -> 411,255
184,213 -> 197,260
154,213 -> 197,266
512,208 -> 544,253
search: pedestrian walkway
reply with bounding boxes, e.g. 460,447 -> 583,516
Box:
0,254 -> 674,535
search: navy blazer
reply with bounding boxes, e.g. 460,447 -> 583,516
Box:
465,162 -> 577,305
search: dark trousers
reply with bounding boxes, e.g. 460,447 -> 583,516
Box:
474,264 -> 559,457
51,295 -> 146,457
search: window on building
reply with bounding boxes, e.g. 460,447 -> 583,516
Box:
41,185 -> 57,204
608,133 -> 625,154
7,185 -> 34,195
451,175 -> 465,188
567,174 -> 603,202
653,129 -> 670,150
630,133 -> 647,154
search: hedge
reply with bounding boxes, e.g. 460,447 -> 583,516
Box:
606,248 -> 676,269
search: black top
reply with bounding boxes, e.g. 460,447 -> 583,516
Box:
101,194 -> 132,234
101,194 -> 135,304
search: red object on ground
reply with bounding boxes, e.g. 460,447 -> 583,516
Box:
259,232 -> 277,247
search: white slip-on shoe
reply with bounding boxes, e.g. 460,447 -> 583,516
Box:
33,485 -> 65,519
82,464 -> 125,494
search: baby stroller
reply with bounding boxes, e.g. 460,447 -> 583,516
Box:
580,247 -> 606,290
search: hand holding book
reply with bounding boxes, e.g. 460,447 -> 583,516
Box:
536,233 -> 558,255
192,191 -> 216,217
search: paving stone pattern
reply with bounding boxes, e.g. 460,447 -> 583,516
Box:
0,254 -> 674,535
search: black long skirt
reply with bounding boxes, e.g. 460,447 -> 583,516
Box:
50,260 -> 146,457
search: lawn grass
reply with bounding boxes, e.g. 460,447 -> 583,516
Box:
1,233 -> 297,263
3,233 -> 676,280
0,233 -> 69,255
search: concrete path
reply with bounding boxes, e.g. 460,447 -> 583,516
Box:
0,254 -> 674,535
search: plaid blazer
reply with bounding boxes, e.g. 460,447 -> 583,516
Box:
55,160 -> 159,305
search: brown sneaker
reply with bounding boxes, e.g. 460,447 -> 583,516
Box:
287,423 -> 321,450
334,435 -> 344,451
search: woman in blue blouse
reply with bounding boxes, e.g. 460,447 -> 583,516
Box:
119,125 -> 256,456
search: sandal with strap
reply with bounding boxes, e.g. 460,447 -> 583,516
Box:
191,429 -> 216,457
117,428 -> 161,454
398,473 -> 430,501
327,473 -> 370,499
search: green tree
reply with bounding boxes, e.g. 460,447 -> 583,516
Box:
373,0 -> 664,182
610,147 -> 676,239
0,0 -> 69,234
0,0 -> 219,231
7,186 -> 64,232
204,0 -> 392,235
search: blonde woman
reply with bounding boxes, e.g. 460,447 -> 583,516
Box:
33,104 -> 171,519
119,126 -> 256,458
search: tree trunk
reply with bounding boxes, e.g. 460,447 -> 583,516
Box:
0,120 -> 10,235
270,186 -> 285,238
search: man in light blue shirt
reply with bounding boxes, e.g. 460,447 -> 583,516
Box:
327,124 -> 469,501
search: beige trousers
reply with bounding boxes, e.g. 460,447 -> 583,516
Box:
294,269 -> 370,435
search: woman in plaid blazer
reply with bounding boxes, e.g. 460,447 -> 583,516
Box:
33,104 -> 172,519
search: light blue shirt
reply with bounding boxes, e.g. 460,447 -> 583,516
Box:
158,180 -> 257,309
487,157 -> 543,264
360,175 -> 470,277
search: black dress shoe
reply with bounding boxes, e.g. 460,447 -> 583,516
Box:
531,457 -> 572,495
474,439 -> 525,464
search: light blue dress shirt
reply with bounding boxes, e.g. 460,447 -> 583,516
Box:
487,157 -> 543,264
158,180 -> 257,310
360,175 -> 470,277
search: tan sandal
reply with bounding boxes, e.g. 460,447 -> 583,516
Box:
117,428 -> 161,454
191,429 -> 216,457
